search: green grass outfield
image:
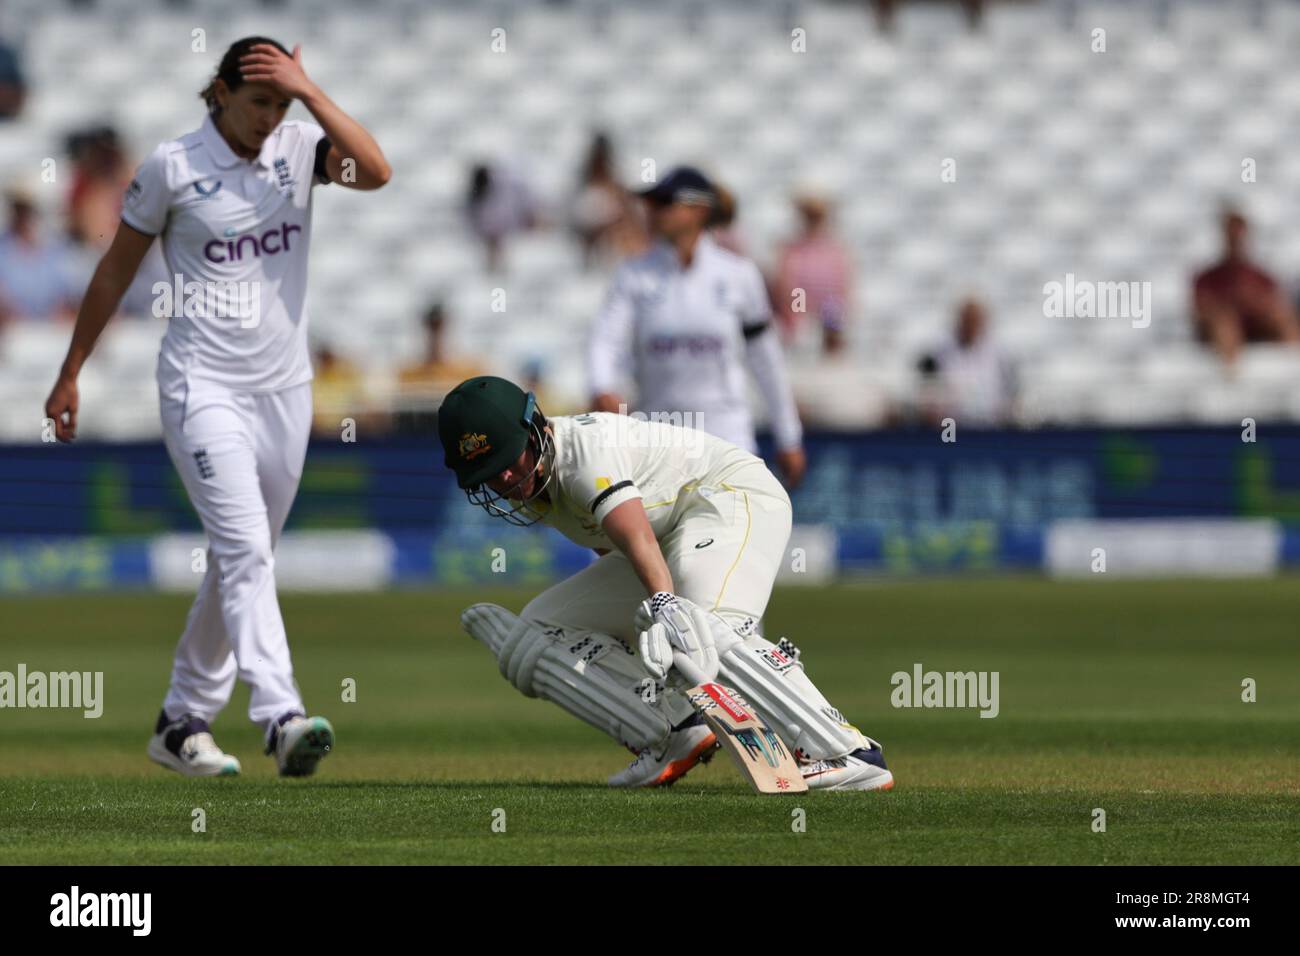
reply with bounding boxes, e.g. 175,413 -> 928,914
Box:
1,578 -> 1298,865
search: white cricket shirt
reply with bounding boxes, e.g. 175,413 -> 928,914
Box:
587,234 -> 803,453
122,114 -> 329,392
536,411 -> 764,550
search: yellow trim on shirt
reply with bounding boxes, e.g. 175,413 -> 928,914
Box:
643,481 -> 699,512
712,489 -> 751,612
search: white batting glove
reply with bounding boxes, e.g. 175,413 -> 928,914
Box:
634,592 -> 721,684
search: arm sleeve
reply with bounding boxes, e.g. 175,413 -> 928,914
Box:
739,261 -> 804,450
587,266 -> 636,397
291,121 -> 331,187
560,431 -> 643,525
591,476 -> 643,525
120,144 -> 171,237
313,136 -> 332,185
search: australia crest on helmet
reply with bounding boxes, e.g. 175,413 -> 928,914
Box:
459,432 -> 491,460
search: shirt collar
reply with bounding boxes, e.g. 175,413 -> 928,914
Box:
200,113 -> 276,170
654,232 -> 716,272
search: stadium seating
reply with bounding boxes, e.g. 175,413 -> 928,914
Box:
3,0 -> 1300,438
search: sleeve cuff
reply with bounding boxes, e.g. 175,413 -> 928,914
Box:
119,215 -> 157,238
591,481 -> 642,523
313,136 -> 332,185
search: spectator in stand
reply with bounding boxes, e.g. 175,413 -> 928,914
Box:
310,342 -> 371,436
917,298 -> 1014,427
771,193 -> 852,355
398,301 -> 486,412
63,125 -> 171,318
571,132 -> 646,268
466,161 -> 538,272
0,36 -> 26,120
66,126 -> 132,249
0,185 -> 81,325
1193,208 -> 1300,364
395,303 -> 488,433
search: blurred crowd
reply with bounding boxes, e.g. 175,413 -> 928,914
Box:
384,132 -> 1300,435
5,3 -> 1300,440
0,120 -> 171,328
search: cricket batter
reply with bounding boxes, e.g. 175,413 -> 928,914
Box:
437,375 -> 892,790
43,37 -> 391,776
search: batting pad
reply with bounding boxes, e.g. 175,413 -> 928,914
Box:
716,634 -> 868,761
461,603 -> 674,751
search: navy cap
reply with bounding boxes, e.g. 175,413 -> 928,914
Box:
637,166 -> 716,207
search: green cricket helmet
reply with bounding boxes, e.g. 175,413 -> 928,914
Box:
436,375 -> 555,526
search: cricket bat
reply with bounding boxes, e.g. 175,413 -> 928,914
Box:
686,682 -> 807,794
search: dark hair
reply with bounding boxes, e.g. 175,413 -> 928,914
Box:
708,184 -> 736,228
583,132 -> 613,182
199,37 -> 291,113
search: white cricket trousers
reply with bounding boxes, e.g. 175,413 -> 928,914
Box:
158,375 -> 312,730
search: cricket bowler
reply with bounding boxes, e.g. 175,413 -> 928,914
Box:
44,36 -> 391,777
437,375 -> 893,790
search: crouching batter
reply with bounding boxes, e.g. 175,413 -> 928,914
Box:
436,376 -> 892,790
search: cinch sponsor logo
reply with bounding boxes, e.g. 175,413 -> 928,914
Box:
647,334 -> 724,356
204,222 -> 301,263
50,886 -> 151,936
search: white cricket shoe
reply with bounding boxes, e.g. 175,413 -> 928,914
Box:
147,712 -> 241,777
609,715 -> 718,788
801,742 -> 894,792
267,714 -> 335,778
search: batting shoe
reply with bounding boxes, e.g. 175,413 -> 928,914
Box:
801,741 -> 894,792
266,713 -> 335,778
147,711 -> 241,777
608,713 -> 718,788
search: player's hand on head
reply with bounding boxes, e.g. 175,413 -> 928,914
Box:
44,375 -> 79,443
240,43 -> 315,99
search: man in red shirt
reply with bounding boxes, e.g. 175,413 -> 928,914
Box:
1193,210 -> 1300,363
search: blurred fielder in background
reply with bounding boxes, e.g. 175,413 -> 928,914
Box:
587,166 -> 808,489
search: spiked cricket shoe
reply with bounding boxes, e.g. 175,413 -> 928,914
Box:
608,714 -> 718,788
268,714 -> 335,778
801,742 -> 894,791
147,711 -> 240,777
